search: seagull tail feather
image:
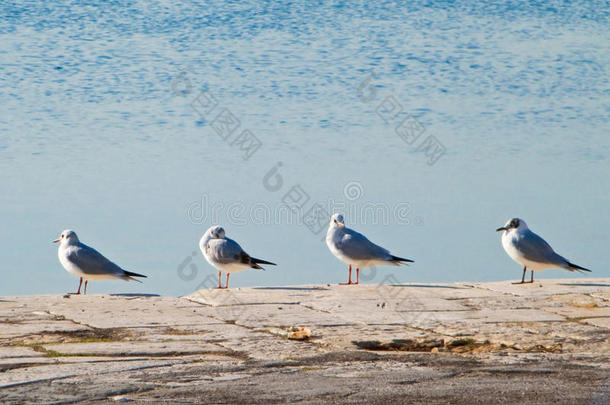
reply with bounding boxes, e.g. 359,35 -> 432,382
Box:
250,257 -> 276,270
390,255 -> 414,265
566,261 -> 592,273
122,270 -> 148,282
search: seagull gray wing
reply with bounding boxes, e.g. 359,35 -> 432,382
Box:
515,230 -> 568,266
66,243 -> 126,276
206,237 -> 249,265
336,228 -> 392,261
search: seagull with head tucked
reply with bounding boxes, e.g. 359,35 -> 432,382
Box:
326,213 -> 414,285
496,218 -> 591,284
54,229 -> 147,294
199,225 -> 276,289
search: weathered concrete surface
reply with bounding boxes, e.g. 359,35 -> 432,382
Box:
1,278 -> 609,404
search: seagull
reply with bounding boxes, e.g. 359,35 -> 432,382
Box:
54,230 -> 147,294
496,218 -> 591,284
199,225 -> 276,289
326,213 -> 414,285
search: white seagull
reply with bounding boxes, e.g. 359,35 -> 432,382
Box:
54,230 -> 147,294
199,225 -> 276,289
326,213 -> 414,285
496,218 -> 591,284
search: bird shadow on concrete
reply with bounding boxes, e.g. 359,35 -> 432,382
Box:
388,284 -> 467,289
558,283 -> 610,287
110,293 -> 161,297
253,286 -> 330,291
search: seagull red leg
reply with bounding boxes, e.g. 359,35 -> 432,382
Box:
530,270 -> 534,283
520,266 -> 527,284
340,265 -> 353,285
225,273 -> 230,289
216,271 -> 222,289
84,280 -> 88,295
72,278 -> 83,295
356,268 -> 360,285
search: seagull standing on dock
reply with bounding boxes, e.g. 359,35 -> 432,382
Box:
326,213 -> 414,285
199,225 -> 276,289
54,230 -> 147,294
496,218 -> 591,284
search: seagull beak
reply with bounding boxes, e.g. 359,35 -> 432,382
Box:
496,227 -> 507,232
53,238 -> 60,243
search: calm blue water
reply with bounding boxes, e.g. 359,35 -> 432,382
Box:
1,1 -> 608,296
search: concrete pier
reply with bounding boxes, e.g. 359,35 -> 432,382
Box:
1,278 -> 609,403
